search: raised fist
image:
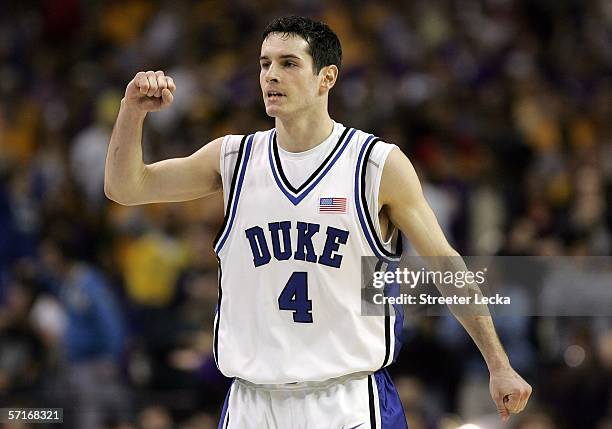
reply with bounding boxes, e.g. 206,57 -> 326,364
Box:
124,70 -> 176,112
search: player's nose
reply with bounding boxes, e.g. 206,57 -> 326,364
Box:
265,63 -> 280,83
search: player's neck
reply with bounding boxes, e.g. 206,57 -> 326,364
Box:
275,111 -> 334,153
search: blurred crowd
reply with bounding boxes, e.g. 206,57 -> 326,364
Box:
0,0 -> 611,428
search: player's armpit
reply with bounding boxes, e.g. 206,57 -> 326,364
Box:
379,148 -> 456,257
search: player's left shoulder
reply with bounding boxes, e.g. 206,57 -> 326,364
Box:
379,145 -> 422,206
355,128 -> 401,166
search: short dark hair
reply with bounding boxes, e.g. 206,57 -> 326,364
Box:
262,15 -> 342,74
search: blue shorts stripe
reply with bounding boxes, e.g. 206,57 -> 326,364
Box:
217,380 -> 233,429
374,369 -> 408,429
367,374 -> 377,428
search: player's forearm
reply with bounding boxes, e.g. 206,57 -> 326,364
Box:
431,254 -> 511,372
104,99 -> 148,205
454,314 -> 510,372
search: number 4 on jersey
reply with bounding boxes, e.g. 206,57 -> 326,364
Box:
278,272 -> 313,323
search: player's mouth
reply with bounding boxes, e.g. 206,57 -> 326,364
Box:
267,91 -> 286,100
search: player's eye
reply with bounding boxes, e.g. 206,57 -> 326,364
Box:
261,62 -> 270,69
285,62 -> 296,68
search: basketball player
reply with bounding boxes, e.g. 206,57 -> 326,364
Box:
105,16 -> 531,429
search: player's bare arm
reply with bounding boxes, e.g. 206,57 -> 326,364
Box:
379,147 -> 532,422
104,70 -> 222,206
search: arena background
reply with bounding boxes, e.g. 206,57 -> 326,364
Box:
0,1 -> 611,428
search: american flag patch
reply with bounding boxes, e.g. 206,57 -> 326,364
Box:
319,197 -> 348,214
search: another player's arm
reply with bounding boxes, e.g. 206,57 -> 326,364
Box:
104,71 -> 222,206
380,148 -> 532,422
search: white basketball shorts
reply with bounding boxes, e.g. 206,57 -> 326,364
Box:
217,369 -> 408,429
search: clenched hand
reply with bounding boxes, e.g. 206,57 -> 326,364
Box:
490,367 -> 532,423
124,70 -> 176,113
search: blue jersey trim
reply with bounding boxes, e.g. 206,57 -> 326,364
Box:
392,304 -> 404,362
214,134 -> 254,254
213,256 -> 222,369
376,260 -> 404,369
355,139 -> 404,365
383,261 -> 405,365
353,137 -> 401,263
268,128 -> 357,206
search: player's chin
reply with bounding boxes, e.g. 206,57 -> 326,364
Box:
264,104 -> 283,117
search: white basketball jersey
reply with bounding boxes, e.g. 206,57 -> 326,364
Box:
213,124 -> 403,384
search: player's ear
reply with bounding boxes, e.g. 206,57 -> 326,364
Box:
319,65 -> 338,93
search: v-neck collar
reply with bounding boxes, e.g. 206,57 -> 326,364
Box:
268,126 -> 355,206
